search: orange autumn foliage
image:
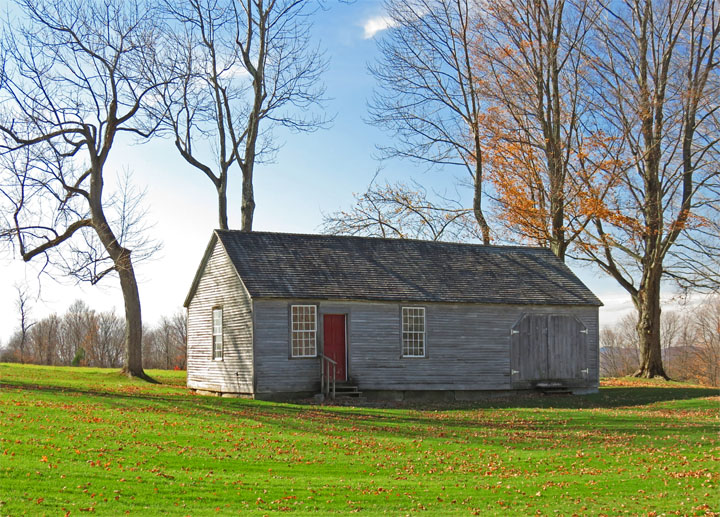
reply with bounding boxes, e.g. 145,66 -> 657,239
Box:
475,106 -> 626,248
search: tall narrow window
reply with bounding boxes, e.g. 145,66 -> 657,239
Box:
402,307 -> 425,357
212,308 -> 223,360
291,305 -> 317,357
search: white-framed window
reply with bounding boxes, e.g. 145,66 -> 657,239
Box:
291,305 -> 317,358
402,306 -> 425,357
212,307 -> 223,360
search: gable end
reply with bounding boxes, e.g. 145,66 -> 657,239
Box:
184,232 -> 253,309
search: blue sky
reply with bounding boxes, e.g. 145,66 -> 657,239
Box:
0,1 -> 640,343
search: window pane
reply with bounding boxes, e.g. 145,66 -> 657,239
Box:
402,307 -> 425,357
290,305 -> 316,357
212,308 -> 223,359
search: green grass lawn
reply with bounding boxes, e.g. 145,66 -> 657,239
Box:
1,364 -> 717,515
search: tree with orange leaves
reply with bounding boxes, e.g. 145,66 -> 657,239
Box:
473,0 -> 719,378
471,0 -> 621,261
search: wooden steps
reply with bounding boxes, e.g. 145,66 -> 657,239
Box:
333,383 -> 362,398
535,382 -> 573,395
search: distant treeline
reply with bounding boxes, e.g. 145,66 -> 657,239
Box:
600,297 -> 719,387
1,300 -> 186,370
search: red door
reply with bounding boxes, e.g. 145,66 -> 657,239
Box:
323,314 -> 346,381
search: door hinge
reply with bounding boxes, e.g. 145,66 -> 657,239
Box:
581,368 -> 589,374
510,329 -> 520,335
511,370 -> 520,375
580,329 -> 588,334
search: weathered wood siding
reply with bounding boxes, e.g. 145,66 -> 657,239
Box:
252,299 -> 599,394
186,241 -> 254,393
252,300 -> 325,394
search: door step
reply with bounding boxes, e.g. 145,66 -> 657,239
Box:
536,383 -> 572,395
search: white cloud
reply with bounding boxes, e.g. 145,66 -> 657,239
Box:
362,15 -> 397,39
218,62 -> 250,80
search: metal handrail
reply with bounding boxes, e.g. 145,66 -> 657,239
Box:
320,354 -> 337,399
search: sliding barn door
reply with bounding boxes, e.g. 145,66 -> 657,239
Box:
510,314 -> 548,381
547,315 -> 587,380
510,314 -> 587,383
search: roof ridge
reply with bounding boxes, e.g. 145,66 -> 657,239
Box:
214,229 -> 555,253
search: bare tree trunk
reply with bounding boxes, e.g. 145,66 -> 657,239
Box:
549,187 -> 566,260
45,332 -> 55,366
633,269 -> 668,379
239,23 -> 263,234
218,179 -> 229,230
473,161 -> 491,245
92,189 -> 148,379
117,252 -> 145,378
241,163 -> 255,232
547,11 -> 566,263
19,336 -> 26,364
548,141 -> 566,260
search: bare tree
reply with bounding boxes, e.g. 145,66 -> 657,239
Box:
599,327 -> 626,377
57,171 -> 160,286
28,314 -> 62,366
14,284 -> 35,363
1,332 -> 22,363
3,302 -> 127,368
143,313 -> 186,369
61,300 -> 95,366
0,340 -> 11,362
599,330 -> 634,378
0,0 -> 166,378
322,180 -> 482,241
600,312 -> 641,377
369,0 -> 491,243
600,299 -> 720,386
690,297 -> 720,386
157,0 -> 329,231
87,311 -> 125,368
171,310 -> 187,369
660,310 -> 682,351
578,0 -> 720,378
3,301 -> 187,370
157,316 -> 175,370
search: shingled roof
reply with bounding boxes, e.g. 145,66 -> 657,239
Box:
185,230 -> 602,307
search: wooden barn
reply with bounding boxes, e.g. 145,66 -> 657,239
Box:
184,230 -> 602,400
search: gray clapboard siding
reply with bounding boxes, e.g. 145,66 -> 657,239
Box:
350,302 -> 597,391
186,240 -> 254,393
253,300 -> 320,394
251,299 -> 599,393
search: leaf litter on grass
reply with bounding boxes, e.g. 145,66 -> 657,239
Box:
0,364 -> 718,515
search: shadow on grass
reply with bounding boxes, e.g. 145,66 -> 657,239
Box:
2,380 -> 716,411
2,379 -> 717,444
438,386 -> 720,410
